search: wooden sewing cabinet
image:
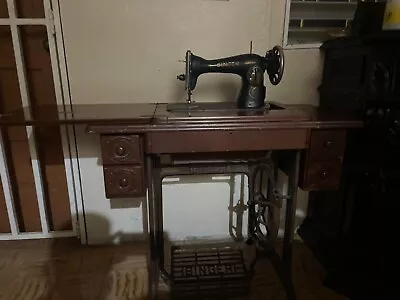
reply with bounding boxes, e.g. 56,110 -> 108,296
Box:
0,101 -> 362,299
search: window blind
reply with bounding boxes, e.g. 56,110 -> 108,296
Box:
286,0 -> 360,46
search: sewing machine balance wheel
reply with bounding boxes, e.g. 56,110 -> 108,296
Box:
267,45 -> 284,86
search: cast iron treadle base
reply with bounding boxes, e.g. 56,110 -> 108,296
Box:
170,245 -> 251,299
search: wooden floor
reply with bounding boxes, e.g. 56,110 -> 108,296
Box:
0,238 -> 348,300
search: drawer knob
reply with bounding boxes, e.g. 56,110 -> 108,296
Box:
115,145 -> 126,156
324,140 -> 332,148
320,171 -> 329,180
119,177 -> 129,188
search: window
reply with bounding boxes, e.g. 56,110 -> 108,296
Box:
284,0 -> 360,49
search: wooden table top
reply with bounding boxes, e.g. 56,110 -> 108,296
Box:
0,103 -> 157,126
0,102 -> 364,132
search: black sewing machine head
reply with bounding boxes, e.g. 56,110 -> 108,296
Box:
176,46 -> 284,109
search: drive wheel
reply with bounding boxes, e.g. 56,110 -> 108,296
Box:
248,161 -> 281,248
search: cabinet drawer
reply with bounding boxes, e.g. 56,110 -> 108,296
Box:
308,130 -> 346,161
101,135 -> 143,165
103,165 -> 145,198
303,161 -> 342,191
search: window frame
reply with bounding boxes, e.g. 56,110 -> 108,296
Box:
283,0 -> 357,50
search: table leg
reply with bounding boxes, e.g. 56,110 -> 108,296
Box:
283,150 -> 301,275
246,167 -> 256,245
146,155 -> 159,300
154,165 -> 165,271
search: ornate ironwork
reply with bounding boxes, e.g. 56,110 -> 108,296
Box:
247,153 -> 289,248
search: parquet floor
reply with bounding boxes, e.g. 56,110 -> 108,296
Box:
0,238 -> 348,300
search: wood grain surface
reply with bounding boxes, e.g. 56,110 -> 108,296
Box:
0,238 -> 349,300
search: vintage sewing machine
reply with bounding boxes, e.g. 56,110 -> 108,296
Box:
170,45 -> 285,111
0,44 -> 363,300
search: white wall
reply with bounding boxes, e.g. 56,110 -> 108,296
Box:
59,0 -> 323,244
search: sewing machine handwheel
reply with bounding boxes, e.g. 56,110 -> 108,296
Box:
267,45 -> 284,86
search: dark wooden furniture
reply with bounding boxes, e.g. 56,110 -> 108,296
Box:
299,129 -> 347,191
299,33 -> 398,299
0,102 -> 362,299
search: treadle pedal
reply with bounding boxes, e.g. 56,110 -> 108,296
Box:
170,245 -> 251,299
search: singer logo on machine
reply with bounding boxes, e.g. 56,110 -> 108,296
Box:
180,263 -> 238,278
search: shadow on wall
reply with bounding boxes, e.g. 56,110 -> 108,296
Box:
162,174 -> 249,243
162,172 -> 308,242
161,174 -> 246,243
37,213 -> 149,300
276,169 -> 309,236
86,195 -> 149,245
